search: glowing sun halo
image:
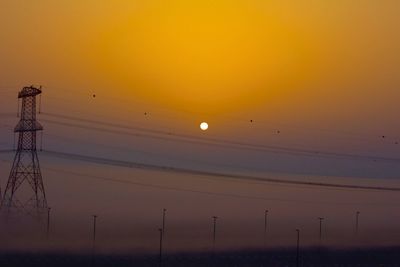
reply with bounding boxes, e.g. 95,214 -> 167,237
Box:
200,122 -> 209,131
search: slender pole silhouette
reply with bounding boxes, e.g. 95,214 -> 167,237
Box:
264,210 -> 269,246
355,211 -> 360,236
212,216 -> 218,251
296,229 -> 300,267
92,215 -> 98,251
158,228 -> 163,267
46,207 -> 51,239
162,208 -> 167,236
91,215 -> 98,267
318,217 -> 324,242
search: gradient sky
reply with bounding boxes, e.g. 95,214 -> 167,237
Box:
1,1 -> 400,115
1,0 -> 400,252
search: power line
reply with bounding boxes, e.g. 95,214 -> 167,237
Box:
4,98 -> 400,163
41,132 -> 270,174
40,114 -> 400,164
42,166 -> 400,206
5,84 -> 400,151
0,149 -> 393,193
38,133 -> 400,192
36,149 -> 400,192
1,156 -> 399,205
34,86 -> 400,143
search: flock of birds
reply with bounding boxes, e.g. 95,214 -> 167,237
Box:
90,92 -> 398,145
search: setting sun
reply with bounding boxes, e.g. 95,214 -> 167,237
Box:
1,1 -> 400,265
200,122 -> 209,131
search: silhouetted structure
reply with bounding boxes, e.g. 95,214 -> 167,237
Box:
212,216 -> 218,250
92,215 -> 98,251
47,207 -> 51,239
318,217 -> 324,242
264,209 -> 269,246
355,211 -> 360,236
296,229 -> 300,267
159,228 -> 163,267
1,86 -> 47,217
162,208 -> 167,236
91,215 -> 98,267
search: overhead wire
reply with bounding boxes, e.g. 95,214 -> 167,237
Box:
2,85 -> 400,196
0,157 -> 398,206
3,84 -> 400,144
37,85 -> 400,143
32,149 -> 400,192
44,167 -> 400,207
40,113 -> 400,164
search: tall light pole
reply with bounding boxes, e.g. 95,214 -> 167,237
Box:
46,207 -> 51,240
264,210 -> 269,246
92,215 -> 98,251
318,217 -> 324,243
355,211 -> 360,236
296,229 -> 300,267
212,216 -> 218,251
162,208 -> 167,236
92,215 -> 98,267
158,228 -> 163,267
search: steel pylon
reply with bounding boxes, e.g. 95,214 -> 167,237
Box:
1,86 -> 47,217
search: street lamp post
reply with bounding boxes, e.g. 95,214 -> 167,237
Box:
355,211 -> 360,236
91,215 -> 98,267
318,217 -> 324,243
296,229 -> 300,267
162,208 -> 167,236
212,216 -> 218,251
46,207 -> 51,240
159,228 -> 163,267
92,215 -> 98,251
264,210 -> 269,246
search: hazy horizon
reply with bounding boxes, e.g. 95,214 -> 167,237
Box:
1,0 -> 400,259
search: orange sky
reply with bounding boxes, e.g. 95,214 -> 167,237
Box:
1,0 -> 400,186
1,1 -> 399,118
1,1 -> 400,252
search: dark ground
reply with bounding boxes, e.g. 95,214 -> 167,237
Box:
0,247 -> 399,267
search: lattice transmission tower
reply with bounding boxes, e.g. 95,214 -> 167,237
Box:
1,86 -> 47,217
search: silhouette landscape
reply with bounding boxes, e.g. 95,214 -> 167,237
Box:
1,1 -> 400,266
